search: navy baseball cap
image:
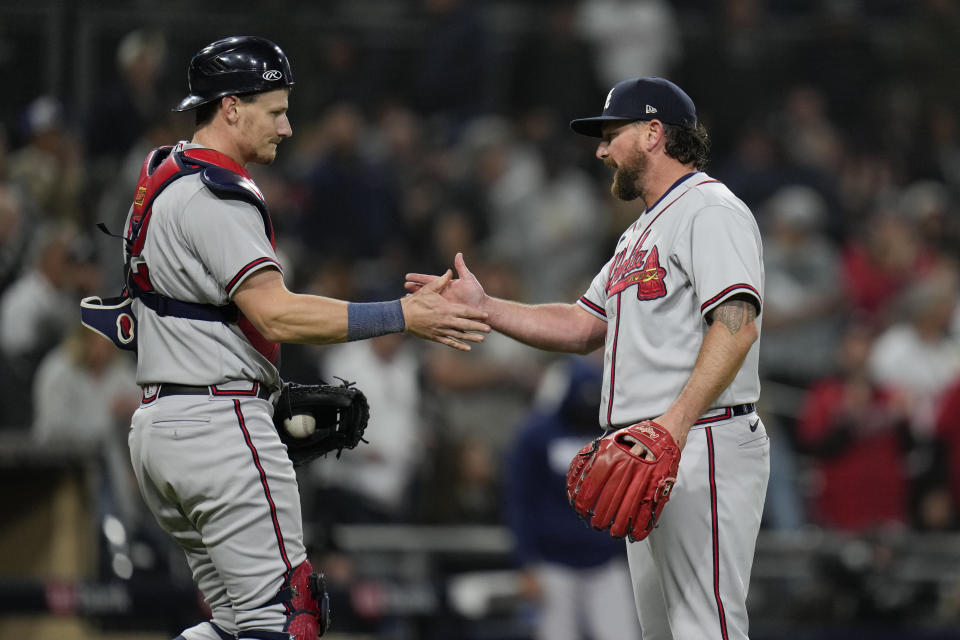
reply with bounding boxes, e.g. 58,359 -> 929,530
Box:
570,77 -> 697,138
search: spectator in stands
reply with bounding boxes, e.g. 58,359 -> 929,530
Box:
0,224 -> 93,380
7,95 -> 85,222
841,205 -> 936,325
868,266 -> 960,440
835,150 -> 899,234
307,333 -> 425,523
899,179 -> 959,261
711,124 -> 786,213
32,325 -> 142,529
504,356 -> 640,640
759,409 -> 806,531
452,116 -> 604,303
759,185 -> 846,387
32,325 -> 139,449
479,133 -> 603,302
84,29 -> 169,165
368,104 -> 489,277
778,85 -> 843,174
795,320 -> 911,531
295,103 -> 405,264
424,433 -> 501,525
423,258 -> 545,456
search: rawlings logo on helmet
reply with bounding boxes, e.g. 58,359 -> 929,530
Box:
263,70 -> 283,81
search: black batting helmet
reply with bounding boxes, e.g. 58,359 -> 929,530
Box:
173,36 -> 294,112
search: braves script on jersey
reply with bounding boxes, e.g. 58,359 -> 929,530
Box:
577,172 -> 764,426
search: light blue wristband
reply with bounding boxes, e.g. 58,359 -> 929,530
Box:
347,300 -> 406,341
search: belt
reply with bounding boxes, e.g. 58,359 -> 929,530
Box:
154,383 -> 274,401
730,403 -> 756,416
693,403 -> 756,425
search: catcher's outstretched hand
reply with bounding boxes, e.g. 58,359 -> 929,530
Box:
401,267 -> 490,351
405,253 -> 487,309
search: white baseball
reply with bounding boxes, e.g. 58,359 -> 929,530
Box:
283,414 -> 316,438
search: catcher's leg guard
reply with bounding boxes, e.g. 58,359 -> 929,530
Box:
279,560 -> 330,639
236,561 -> 330,640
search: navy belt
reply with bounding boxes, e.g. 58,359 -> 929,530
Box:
156,383 -> 273,401
730,403 -> 756,416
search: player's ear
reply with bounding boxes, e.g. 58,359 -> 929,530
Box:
645,120 -> 665,150
221,95 -> 241,125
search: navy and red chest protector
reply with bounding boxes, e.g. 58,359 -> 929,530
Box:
80,145 -> 281,363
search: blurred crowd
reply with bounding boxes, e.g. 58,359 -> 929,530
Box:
2,0 -> 960,633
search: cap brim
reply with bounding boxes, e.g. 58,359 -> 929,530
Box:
569,116 -> 635,138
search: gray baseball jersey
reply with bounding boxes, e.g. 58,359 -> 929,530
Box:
126,142 -> 282,389
577,172 -> 764,427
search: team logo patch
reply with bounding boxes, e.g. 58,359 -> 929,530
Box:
134,186 -> 147,207
607,243 -> 668,300
263,70 -> 283,81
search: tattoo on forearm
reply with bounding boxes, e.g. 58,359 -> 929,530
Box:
712,300 -> 756,335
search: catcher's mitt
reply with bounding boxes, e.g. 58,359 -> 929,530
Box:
273,379 -> 370,466
566,420 -> 681,542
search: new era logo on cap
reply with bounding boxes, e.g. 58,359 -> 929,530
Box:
570,77 -> 697,138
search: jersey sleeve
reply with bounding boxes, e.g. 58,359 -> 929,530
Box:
684,205 -> 763,319
576,256 -> 612,320
181,190 -> 281,297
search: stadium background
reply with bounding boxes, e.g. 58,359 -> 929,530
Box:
0,0 -> 959,638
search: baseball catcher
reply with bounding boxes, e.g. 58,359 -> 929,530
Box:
273,379 -> 370,465
566,420 -> 681,542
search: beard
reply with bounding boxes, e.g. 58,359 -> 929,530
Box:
610,151 -> 648,205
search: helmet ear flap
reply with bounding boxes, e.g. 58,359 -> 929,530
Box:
174,35 -> 295,112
